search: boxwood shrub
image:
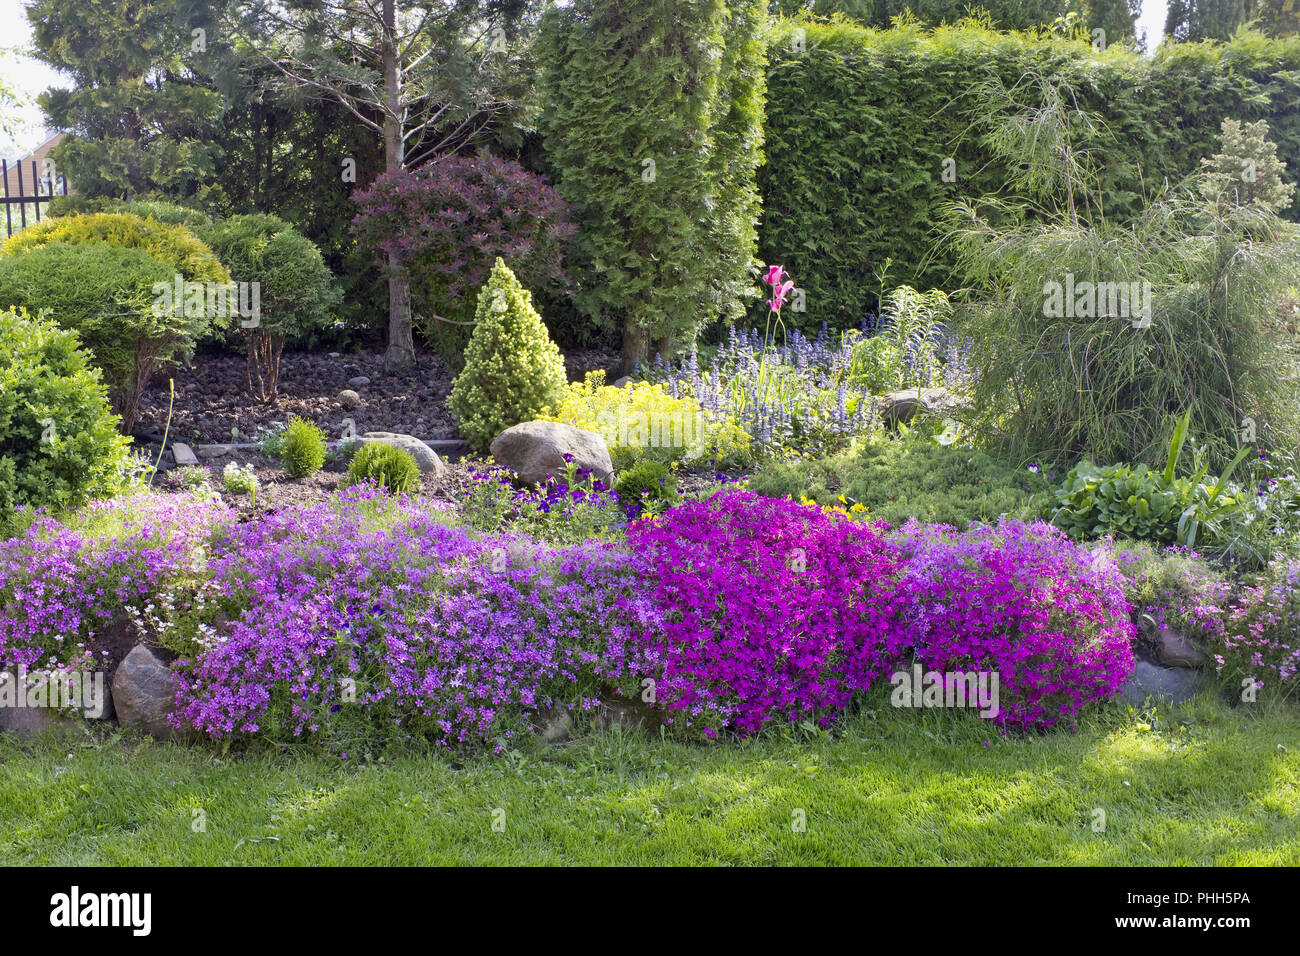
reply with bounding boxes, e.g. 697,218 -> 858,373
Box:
0,307 -> 131,530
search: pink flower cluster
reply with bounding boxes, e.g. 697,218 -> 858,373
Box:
894,520 -> 1136,729
627,491 -> 908,737
626,494 -> 1136,734
1219,557 -> 1300,690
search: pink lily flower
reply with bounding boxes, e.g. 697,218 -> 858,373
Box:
767,279 -> 795,312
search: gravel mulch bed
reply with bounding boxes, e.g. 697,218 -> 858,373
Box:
147,445 -> 748,518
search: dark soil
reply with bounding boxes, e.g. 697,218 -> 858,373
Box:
133,345 -> 622,446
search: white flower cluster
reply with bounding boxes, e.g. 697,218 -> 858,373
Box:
222,461 -> 260,496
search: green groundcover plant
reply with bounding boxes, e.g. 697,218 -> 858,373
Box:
748,437 -> 1049,528
1050,412 -> 1253,553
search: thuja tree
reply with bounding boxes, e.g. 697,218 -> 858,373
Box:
771,0 -> 1138,38
447,258 -> 567,452
944,76 -> 1300,470
1165,0 -> 1254,41
537,0 -> 767,374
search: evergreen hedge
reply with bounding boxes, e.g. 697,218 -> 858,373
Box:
760,20 -> 1300,330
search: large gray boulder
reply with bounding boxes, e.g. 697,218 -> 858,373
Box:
1118,660 -> 1203,707
878,387 -> 965,429
359,432 -> 448,478
111,645 -> 191,743
489,421 -> 613,486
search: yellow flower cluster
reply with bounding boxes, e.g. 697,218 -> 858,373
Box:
798,494 -> 871,521
538,371 -> 751,470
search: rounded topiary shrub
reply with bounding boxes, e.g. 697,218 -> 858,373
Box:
0,242 -> 193,432
48,196 -> 214,232
0,307 -> 131,530
196,213 -> 338,400
348,442 -> 421,495
2,211 -> 228,285
447,258 -> 567,453
280,416 -> 327,479
0,212 -> 232,433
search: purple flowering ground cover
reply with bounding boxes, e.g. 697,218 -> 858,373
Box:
8,484 -> 1297,754
181,485 -> 662,750
895,520 -> 1136,730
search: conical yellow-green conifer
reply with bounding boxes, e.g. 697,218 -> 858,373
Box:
448,258 -> 567,451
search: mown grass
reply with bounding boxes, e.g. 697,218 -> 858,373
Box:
0,686 -> 1296,866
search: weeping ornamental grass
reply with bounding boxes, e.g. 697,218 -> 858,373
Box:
945,74 -> 1300,471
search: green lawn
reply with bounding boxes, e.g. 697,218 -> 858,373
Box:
1,688 -> 1297,866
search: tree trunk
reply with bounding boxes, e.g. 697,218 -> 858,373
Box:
621,323 -> 650,377
380,0 -> 415,372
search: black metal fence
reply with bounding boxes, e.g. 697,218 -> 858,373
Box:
2,157 -> 69,237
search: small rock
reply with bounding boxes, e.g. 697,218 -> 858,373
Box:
349,375 -> 371,388
535,708 -> 573,743
1154,629 -> 1207,669
878,387 -> 965,429
338,389 -> 362,409
613,375 -> 634,388
171,442 -> 199,467
196,444 -> 233,459
111,646 -> 192,743
1118,660 -> 1203,707
594,698 -> 660,733
328,352 -> 341,359
489,421 -> 613,486
359,432 -> 448,477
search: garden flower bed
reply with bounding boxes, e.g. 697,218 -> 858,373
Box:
0,486 -> 1213,752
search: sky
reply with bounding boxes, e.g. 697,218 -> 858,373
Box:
0,0 -> 66,159
1,0 -> 1171,161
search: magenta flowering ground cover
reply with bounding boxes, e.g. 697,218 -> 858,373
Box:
893,520 -> 1136,730
625,490 -> 910,737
